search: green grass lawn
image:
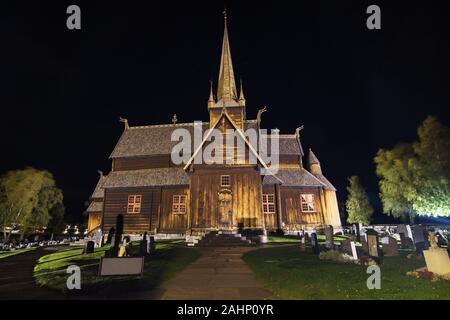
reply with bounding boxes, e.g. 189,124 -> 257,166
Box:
243,245 -> 450,300
268,234 -> 349,244
34,240 -> 199,296
0,247 -> 36,259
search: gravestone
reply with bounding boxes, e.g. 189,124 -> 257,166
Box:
106,227 -> 115,245
95,229 -> 103,248
360,234 -> 368,253
350,241 -> 358,260
140,232 -> 148,256
423,233 -> 450,276
354,224 -> 361,243
325,225 -> 334,250
112,215 -> 124,257
149,236 -> 156,254
84,241 -> 95,254
304,232 -> 310,243
311,232 -> 320,255
412,225 -> 427,254
340,239 -> 352,255
382,236 -> 399,256
435,231 -> 448,248
399,232 -> 414,250
366,229 -> 382,263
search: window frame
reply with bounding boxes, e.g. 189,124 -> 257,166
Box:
262,194 -> 276,214
127,195 -> 142,214
300,194 -> 316,213
220,175 -> 231,187
172,195 -> 187,215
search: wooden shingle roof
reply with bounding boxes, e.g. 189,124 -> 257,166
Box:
91,173 -> 107,199
86,201 -> 103,213
110,120 -> 302,159
263,168 -> 326,187
103,168 -> 189,188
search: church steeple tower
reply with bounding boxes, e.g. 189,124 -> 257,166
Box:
217,9 -> 238,102
209,10 -> 245,129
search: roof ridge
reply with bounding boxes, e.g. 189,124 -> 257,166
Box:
129,122 -> 210,129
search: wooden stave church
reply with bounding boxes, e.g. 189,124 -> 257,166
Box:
86,13 -> 342,237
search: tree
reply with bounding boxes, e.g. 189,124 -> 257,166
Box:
375,116 -> 450,219
346,176 -> 374,225
410,116 -> 450,217
374,143 -> 416,222
0,167 -> 65,240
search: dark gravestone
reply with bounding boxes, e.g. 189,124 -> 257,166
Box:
366,229 -> 382,263
412,225 -> 427,254
354,224 -> 361,243
360,235 -> 368,254
106,227 -> 115,245
84,241 -> 95,254
140,232 -> 148,256
399,232 -> 414,249
112,214 -> 124,257
149,236 -> 156,254
340,239 -> 353,255
311,232 -> 320,255
382,236 -> 399,256
304,232 -> 310,243
325,225 -> 334,250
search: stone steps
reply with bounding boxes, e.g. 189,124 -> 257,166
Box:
187,230 -> 253,247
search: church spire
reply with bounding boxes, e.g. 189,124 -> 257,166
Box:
217,9 -> 238,102
208,80 -> 215,108
239,78 -> 246,106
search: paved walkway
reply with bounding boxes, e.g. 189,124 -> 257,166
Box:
159,247 -> 272,300
0,246 -> 67,300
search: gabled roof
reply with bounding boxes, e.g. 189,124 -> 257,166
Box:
110,120 -> 263,159
314,174 -> 337,191
110,122 -> 210,158
91,173 -> 107,199
87,201 -> 103,213
182,110 -> 283,183
103,168 -> 189,188
260,134 -> 303,156
263,168 -> 326,187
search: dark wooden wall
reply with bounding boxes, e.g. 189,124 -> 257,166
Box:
102,187 -> 161,234
113,155 -> 181,171
261,185 -> 325,230
189,167 -> 263,230
158,187 -> 190,233
280,187 -> 324,226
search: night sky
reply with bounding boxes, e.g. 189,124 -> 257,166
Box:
1,1 -> 449,224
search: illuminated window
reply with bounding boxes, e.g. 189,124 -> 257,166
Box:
262,194 -> 275,214
221,175 -> 231,187
127,195 -> 142,213
301,194 -> 316,212
173,195 -> 187,214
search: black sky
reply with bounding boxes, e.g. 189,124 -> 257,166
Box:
1,1 -> 449,224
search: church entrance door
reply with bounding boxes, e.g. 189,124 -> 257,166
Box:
217,189 -> 233,230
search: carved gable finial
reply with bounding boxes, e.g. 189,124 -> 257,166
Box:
119,117 -> 129,130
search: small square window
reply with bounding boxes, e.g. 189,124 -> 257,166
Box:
221,175 -> 231,187
173,195 -> 187,214
262,194 -> 275,214
127,195 -> 142,213
301,194 -> 316,212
